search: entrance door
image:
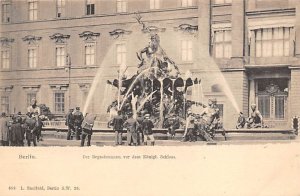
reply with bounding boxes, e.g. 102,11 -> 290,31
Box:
256,79 -> 288,128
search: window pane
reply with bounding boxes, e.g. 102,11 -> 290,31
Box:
275,96 -> 284,119
258,96 -> 270,118
55,92 -> 65,113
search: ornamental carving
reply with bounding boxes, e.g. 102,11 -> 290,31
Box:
174,24 -> 198,34
109,29 -> 132,39
0,37 -> 14,47
22,35 -> 42,45
79,31 -> 100,42
49,33 -> 70,43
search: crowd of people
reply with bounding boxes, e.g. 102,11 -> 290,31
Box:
65,107 -> 96,146
111,111 -> 155,146
0,99 -> 46,147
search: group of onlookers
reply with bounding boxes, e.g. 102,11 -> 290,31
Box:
65,107 -> 97,147
0,112 -> 43,147
112,111 -> 155,146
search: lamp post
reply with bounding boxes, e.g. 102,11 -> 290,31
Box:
66,53 -> 71,110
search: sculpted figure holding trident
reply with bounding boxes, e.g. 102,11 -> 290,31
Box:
136,33 -> 179,76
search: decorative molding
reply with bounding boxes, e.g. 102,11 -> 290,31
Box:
0,85 -> 13,92
142,26 -> 166,34
78,83 -> 91,92
49,84 -> 69,91
49,33 -> 70,43
79,31 -> 100,42
109,29 -> 132,39
22,85 -> 41,92
174,24 -> 198,34
265,83 -> 280,95
0,37 -> 14,47
22,35 -> 42,45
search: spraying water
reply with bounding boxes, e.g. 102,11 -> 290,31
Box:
83,44 -> 118,115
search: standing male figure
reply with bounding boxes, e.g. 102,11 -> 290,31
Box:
73,107 -> 84,140
10,115 -> 24,146
65,108 -> 74,140
24,113 -> 37,146
124,112 -> 138,146
136,112 -> 144,145
142,114 -> 155,146
81,113 -> 96,147
182,111 -> 196,142
0,112 -> 9,146
112,110 -> 124,145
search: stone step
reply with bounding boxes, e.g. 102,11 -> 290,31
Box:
41,131 -> 295,142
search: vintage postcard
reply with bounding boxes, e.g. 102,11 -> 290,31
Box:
0,0 -> 300,195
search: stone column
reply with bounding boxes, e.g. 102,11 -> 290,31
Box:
231,0 -> 245,68
295,2 -> 300,58
198,0 -> 211,69
249,79 -> 255,116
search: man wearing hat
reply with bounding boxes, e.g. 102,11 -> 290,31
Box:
73,107 -> 84,140
142,113 -> 155,146
112,110 -> 124,145
24,112 -> 38,146
0,112 -> 9,146
123,112 -> 138,146
81,113 -> 97,147
65,108 -> 75,140
10,114 -> 24,146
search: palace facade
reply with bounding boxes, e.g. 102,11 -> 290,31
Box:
1,0 -> 300,128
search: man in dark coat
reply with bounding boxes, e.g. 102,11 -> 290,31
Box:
0,112 -> 9,146
136,112 -> 144,145
112,110 -> 124,145
142,114 -> 155,146
81,113 -> 96,147
24,113 -> 37,146
10,115 -> 24,146
65,108 -> 74,140
73,107 -> 84,140
124,112 -> 138,146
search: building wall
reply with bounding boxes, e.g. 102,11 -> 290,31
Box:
1,0 -> 300,129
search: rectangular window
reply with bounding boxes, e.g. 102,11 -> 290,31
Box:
181,0 -> 193,7
150,0 -> 160,9
28,48 -> 37,68
116,43 -> 126,65
1,50 -> 10,69
258,96 -> 270,119
56,46 -> 66,67
214,0 -> 232,4
85,44 -> 95,66
116,0 -> 127,13
56,0 -> 65,18
1,96 -> 9,114
181,40 -> 193,62
54,92 -> 65,113
28,0 -> 38,21
216,104 -> 224,118
275,96 -> 284,119
255,27 -> 291,57
86,0 -> 95,15
2,3 -> 10,23
27,93 -> 36,107
214,30 -> 232,58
